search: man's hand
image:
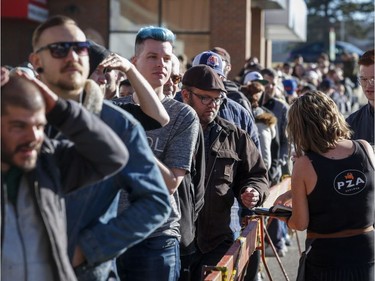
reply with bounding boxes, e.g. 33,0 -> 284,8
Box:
99,53 -> 133,73
241,187 -> 260,209
15,70 -> 58,113
72,245 -> 86,268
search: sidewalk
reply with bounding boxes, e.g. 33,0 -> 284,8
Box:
260,230 -> 306,281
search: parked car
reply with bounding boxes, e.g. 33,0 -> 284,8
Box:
287,41 -> 364,63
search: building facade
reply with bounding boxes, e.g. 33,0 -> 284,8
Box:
2,0 -> 306,79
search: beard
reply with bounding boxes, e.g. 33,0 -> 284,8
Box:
57,73 -> 85,92
57,62 -> 88,92
1,141 -> 42,172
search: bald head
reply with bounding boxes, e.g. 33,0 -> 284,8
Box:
1,75 -> 45,115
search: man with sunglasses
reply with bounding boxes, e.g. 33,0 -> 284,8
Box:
29,15 -> 171,281
164,54 -> 182,98
180,65 -> 269,280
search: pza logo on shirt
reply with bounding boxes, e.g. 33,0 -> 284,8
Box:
333,170 -> 367,195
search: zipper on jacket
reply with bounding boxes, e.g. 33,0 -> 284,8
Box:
33,181 -> 62,279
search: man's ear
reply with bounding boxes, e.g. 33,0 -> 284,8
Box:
130,56 -> 137,65
225,63 -> 232,74
181,88 -> 190,103
29,52 -> 41,70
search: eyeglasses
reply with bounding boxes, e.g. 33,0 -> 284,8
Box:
189,90 -> 224,106
358,77 -> 375,87
171,74 -> 182,85
35,41 -> 90,59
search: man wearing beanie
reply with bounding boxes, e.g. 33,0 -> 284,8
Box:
180,65 -> 269,280
87,40 -> 120,100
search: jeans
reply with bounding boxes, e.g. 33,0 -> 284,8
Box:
74,260 -> 118,281
116,236 -> 180,281
266,218 -> 285,250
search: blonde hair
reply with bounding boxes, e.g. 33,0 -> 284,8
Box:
287,90 -> 352,157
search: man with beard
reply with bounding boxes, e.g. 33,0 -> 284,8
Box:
179,65 -> 269,280
1,71 -> 128,281
28,16 -> 171,280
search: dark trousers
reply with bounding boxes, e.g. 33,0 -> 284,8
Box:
243,250 -> 261,281
189,240 -> 232,281
266,218 -> 285,250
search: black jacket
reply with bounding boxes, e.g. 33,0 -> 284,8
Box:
179,126 -> 205,256
346,103 -> 374,145
224,80 -> 253,115
197,117 -> 269,253
1,99 -> 128,281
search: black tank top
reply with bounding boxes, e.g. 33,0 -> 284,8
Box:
306,140 -> 374,233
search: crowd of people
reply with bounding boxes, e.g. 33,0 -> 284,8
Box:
1,14 -> 374,281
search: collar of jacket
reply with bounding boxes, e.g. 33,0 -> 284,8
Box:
214,116 -> 237,135
223,79 -> 240,92
82,79 -> 104,115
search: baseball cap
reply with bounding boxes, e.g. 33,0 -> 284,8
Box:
88,40 -> 111,76
282,79 -> 298,95
243,71 -> 269,85
192,51 -> 226,78
304,70 -> 319,81
182,65 -> 227,93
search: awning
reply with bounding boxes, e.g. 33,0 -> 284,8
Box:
2,0 -> 49,23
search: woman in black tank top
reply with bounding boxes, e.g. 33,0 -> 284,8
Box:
273,91 -> 374,281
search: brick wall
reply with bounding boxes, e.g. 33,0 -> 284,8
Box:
48,0 -> 109,46
210,0 -> 251,80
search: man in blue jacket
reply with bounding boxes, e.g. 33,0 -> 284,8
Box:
29,15 -> 171,280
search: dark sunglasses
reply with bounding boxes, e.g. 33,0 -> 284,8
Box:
171,74 -> 182,85
35,41 -> 91,59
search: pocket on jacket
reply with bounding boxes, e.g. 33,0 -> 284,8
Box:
213,149 -> 240,194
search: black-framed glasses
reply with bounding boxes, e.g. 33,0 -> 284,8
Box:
358,77 -> 375,87
35,41 -> 90,59
171,74 -> 182,85
189,90 -> 224,106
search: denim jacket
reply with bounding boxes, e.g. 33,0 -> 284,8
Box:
50,81 -> 171,280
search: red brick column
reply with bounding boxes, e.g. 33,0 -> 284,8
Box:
210,0 -> 252,80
